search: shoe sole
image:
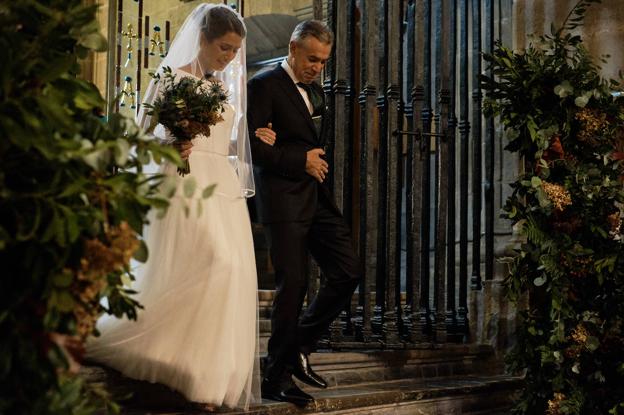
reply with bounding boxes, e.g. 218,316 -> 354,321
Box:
292,372 -> 328,389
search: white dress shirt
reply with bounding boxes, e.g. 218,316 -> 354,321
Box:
281,59 -> 314,115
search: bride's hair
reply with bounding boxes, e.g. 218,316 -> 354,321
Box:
201,6 -> 246,41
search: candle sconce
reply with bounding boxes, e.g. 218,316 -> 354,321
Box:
149,25 -> 166,58
119,76 -> 136,109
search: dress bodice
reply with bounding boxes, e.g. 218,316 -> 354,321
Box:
191,103 -> 235,156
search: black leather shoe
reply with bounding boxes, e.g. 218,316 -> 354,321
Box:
261,378 -> 314,407
292,352 -> 328,389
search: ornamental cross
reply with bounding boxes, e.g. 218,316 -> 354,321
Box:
121,23 -> 137,67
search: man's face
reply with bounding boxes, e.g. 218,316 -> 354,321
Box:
288,36 -> 332,84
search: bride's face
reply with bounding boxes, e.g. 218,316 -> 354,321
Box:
199,31 -> 243,72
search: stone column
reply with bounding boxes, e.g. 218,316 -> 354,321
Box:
79,0 -> 110,94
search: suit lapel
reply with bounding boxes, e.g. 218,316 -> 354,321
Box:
273,66 -> 318,140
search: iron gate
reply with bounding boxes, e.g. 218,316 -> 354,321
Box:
315,0 -> 510,348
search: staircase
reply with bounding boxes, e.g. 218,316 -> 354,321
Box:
84,349 -> 520,414
83,290 -> 521,414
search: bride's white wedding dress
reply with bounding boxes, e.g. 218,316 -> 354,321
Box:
87,74 -> 259,408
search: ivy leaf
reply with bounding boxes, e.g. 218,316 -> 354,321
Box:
49,290 -> 75,313
40,57 -> 75,84
554,80 -> 574,97
78,32 -> 108,52
158,176 -> 178,199
202,184 -> 217,199
591,370 -> 606,383
52,272 -> 73,288
586,336 -> 600,351
114,139 -> 130,166
553,350 -> 564,363
136,147 -> 151,165
536,187 -> 550,208
505,128 -> 520,140
574,91 -> 592,108
534,276 -> 547,286
572,362 -> 581,374
36,95 -> 73,131
82,145 -> 110,171
16,201 -> 42,241
196,198 -> 203,218
527,117 -> 539,142
120,273 -> 133,287
575,94 -> 590,108
133,239 -> 148,263
183,176 -> 197,198
58,205 -> 80,243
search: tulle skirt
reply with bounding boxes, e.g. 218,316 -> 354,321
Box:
87,151 -> 260,409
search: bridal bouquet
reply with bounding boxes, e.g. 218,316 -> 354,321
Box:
144,66 -> 228,175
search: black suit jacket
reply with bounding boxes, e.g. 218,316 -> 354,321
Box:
247,64 -> 337,223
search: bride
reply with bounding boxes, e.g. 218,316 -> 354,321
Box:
87,4 -> 264,409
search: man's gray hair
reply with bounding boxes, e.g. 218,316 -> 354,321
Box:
290,20 -> 334,45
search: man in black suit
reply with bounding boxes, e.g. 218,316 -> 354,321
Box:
247,20 -> 360,406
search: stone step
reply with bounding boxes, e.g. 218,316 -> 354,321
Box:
252,345 -> 501,388
116,375 -> 522,414
83,346 -> 506,413
285,346 -> 501,388
229,375 -> 520,415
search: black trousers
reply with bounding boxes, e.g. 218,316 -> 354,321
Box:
264,192 -> 360,382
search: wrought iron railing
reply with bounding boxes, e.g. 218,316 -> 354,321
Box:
315,0 -> 505,348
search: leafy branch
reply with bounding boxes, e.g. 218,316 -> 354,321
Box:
0,2 -> 182,413
483,1 -> 624,414
559,0 -> 603,34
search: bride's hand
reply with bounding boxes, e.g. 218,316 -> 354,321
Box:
173,141 -> 193,160
255,122 -> 276,146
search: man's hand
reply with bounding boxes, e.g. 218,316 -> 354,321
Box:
173,141 -> 193,160
255,122 -> 276,146
306,148 -> 329,183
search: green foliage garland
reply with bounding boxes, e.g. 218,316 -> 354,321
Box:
0,1 -> 181,413
482,1 -> 624,414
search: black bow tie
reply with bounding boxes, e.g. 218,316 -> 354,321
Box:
297,82 -> 324,116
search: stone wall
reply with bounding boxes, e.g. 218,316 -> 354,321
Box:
86,0 -> 313,111
244,0 -> 312,19
79,1 -> 110,97
514,0 -> 624,80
